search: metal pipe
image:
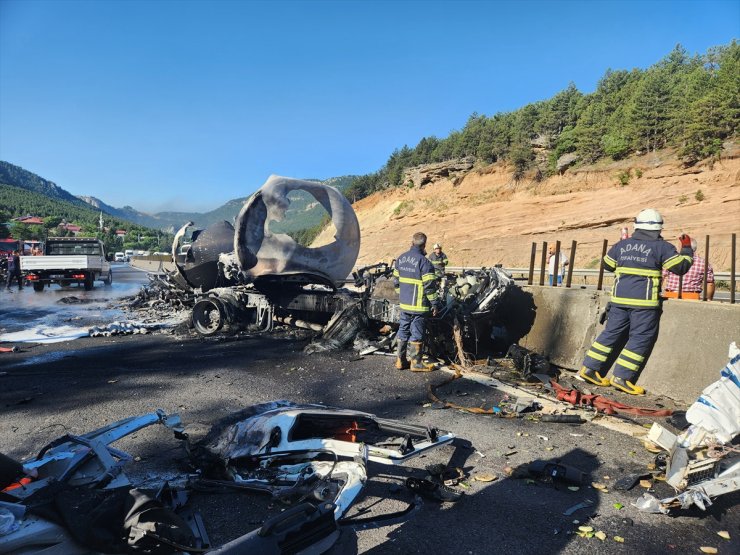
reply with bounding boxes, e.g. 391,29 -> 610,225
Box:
539,241 -> 548,286
566,240 -> 577,288
597,239 -> 607,291
732,234 -> 736,304
703,235 -> 710,301
528,242 -> 536,285
552,240 -> 561,287
274,315 -> 324,332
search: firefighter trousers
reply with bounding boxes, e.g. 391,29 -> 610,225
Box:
582,305 -> 661,381
397,311 -> 428,343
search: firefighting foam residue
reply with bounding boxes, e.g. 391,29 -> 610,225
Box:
0,325 -> 91,344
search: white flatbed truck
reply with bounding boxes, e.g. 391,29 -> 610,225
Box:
21,237 -> 112,292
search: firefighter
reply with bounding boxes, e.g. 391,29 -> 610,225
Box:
428,243 -> 449,277
393,232 -> 440,371
579,209 -> 693,395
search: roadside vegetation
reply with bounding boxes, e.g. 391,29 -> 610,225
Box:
0,184 -> 172,254
345,41 -> 739,202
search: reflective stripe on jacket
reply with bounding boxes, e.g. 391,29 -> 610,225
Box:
393,246 -> 439,313
604,230 -> 693,309
428,251 -> 449,273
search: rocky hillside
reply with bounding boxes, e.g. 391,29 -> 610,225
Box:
317,143 -> 739,272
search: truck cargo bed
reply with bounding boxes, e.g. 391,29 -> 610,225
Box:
20,255 -> 104,272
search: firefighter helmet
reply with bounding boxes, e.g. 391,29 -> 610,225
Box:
433,243 -> 441,249
634,209 -> 663,231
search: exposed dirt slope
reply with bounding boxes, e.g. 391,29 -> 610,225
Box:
320,145 -> 740,272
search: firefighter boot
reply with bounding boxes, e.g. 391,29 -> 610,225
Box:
395,340 -> 410,370
579,366 -> 610,387
409,341 -> 435,372
610,376 -> 646,395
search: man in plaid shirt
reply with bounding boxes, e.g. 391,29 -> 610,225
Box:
662,238 -> 715,300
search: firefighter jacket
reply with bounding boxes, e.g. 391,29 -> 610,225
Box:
428,251 -> 449,275
393,246 -> 439,314
603,229 -> 693,309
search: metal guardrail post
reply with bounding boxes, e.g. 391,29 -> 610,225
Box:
703,235 -> 710,302
566,240 -> 576,288
732,234 -> 736,304
552,240 -> 561,287
539,241 -> 547,286
597,239 -> 607,291
528,242 -> 536,285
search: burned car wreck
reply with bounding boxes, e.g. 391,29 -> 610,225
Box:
0,403 -> 456,554
162,175 -> 516,361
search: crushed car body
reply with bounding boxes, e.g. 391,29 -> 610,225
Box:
0,402 -> 456,554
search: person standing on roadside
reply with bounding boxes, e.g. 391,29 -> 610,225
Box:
5,250 -> 23,291
662,238 -> 714,300
547,244 -> 568,286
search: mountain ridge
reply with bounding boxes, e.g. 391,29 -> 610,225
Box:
1,160 -> 358,234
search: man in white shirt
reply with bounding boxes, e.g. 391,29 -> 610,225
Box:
548,244 -> 568,286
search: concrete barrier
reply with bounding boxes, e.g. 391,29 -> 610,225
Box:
517,285 -> 740,404
129,258 -> 176,273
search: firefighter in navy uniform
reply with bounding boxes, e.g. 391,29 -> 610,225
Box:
393,232 -> 440,371
428,243 -> 449,277
579,209 -> 694,395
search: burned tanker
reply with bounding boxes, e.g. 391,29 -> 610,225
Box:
170,175 -> 360,336
166,174 -> 516,359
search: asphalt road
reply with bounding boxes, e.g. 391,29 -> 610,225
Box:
0,282 -> 738,554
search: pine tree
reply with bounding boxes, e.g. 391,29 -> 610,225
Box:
628,70 -> 671,152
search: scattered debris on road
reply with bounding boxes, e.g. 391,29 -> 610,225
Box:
0,401 -> 460,553
634,343 -> 740,514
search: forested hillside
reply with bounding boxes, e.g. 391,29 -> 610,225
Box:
0,161 -> 91,208
345,42 -> 739,201
0,184 -> 110,225
0,183 -> 172,250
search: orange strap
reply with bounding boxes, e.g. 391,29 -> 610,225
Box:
663,290 -> 700,300
550,380 -> 673,416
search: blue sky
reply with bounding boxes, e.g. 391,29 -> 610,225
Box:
0,0 -> 738,213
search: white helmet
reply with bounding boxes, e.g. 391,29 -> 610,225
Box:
433,243 -> 441,249
634,208 -> 663,231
